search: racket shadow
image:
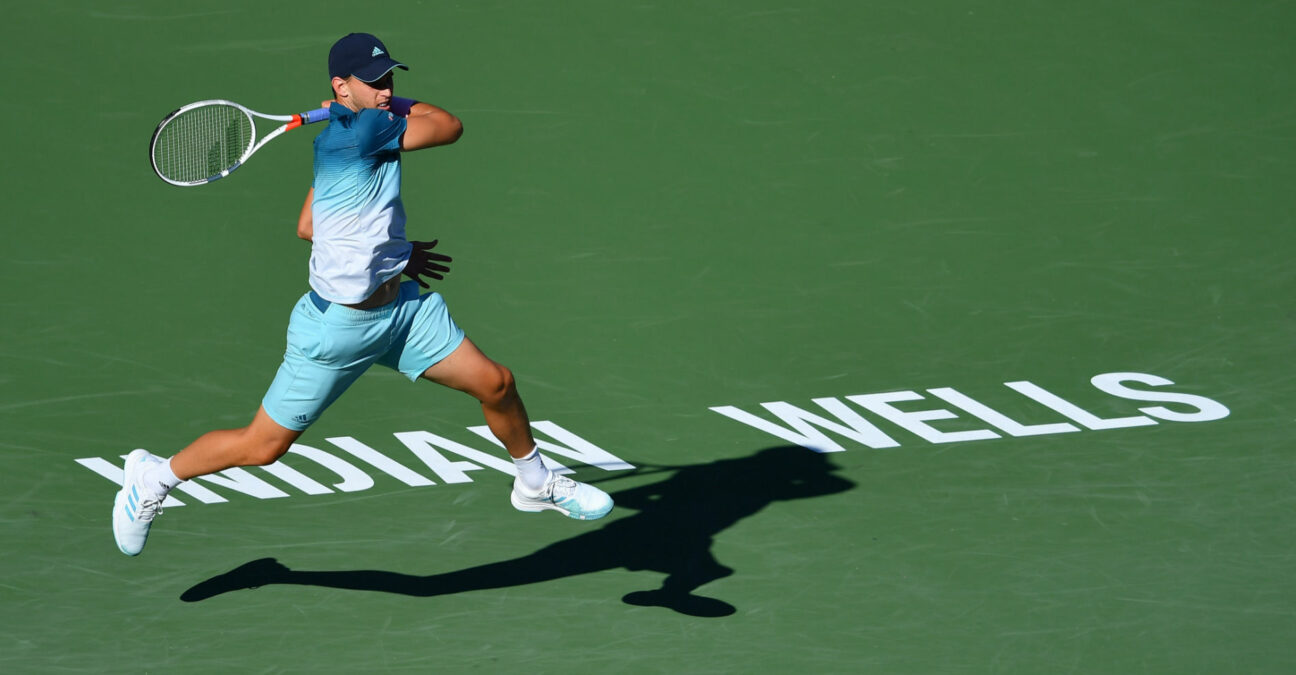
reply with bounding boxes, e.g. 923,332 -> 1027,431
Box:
180,445 -> 856,618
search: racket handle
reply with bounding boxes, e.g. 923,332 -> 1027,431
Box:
300,107 -> 331,124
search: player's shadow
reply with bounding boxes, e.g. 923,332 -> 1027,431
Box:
181,445 -> 855,617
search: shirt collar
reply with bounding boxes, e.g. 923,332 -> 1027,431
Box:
329,101 -> 356,119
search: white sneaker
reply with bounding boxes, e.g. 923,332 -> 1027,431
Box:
112,449 -> 166,556
510,473 -> 613,521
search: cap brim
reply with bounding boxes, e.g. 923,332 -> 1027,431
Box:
354,59 -> 409,82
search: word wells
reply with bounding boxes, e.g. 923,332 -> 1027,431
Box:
710,372 -> 1228,453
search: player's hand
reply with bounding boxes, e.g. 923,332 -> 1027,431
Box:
402,240 -> 452,287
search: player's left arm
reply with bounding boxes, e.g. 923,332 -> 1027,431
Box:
297,187 -> 314,241
393,98 -> 462,150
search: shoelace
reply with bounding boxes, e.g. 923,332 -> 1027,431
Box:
135,495 -> 164,522
548,476 -> 578,500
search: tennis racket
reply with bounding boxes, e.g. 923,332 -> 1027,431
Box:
149,100 -> 330,186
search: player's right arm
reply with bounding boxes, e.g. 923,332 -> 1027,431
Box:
400,102 -> 462,151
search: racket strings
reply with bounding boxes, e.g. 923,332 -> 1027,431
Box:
152,105 -> 253,184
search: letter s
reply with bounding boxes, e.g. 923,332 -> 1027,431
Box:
1090,372 -> 1230,423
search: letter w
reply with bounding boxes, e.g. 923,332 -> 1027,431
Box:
709,398 -> 899,453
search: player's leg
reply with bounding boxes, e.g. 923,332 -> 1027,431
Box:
173,292 -> 375,476
389,287 -> 611,520
114,293 -> 374,556
113,408 -> 302,556
419,337 -> 534,458
169,406 -> 303,478
419,339 -> 613,520
381,285 -> 532,458
113,411 -> 311,557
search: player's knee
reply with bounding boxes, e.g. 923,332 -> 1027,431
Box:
244,443 -> 290,466
240,432 -> 294,466
479,363 -> 517,407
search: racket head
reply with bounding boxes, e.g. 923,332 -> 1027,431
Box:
149,100 -> 257,186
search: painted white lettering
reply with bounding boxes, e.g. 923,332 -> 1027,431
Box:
79,421 -> 636,506
532,420 -> 637,471
467,421 -> 635,473
709,399 -> 900,453
194,467 -> 290,500
1090,372 -> 1230,422
466,426 -> 573,474
258,459 -> 333,496
326,436 -> 434,486
1006,381 -> 1157,430
286,444 -> 375,492
927,387 -> 1081,437
170,480 -> 231,504
394,431 -> 514,483
847,391 -> 1000,444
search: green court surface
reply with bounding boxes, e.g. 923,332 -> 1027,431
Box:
3,1 -> 1294,672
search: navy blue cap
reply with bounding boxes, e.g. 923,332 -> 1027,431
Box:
328,33 -> 408,82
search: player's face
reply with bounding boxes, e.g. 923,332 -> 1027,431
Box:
346,72 -> 395,111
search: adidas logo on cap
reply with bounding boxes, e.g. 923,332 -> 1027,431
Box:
372,46 -> 384,57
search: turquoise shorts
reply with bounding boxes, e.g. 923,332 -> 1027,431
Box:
262,280 -> 465,431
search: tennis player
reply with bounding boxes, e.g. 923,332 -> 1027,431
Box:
113,33 -> 612,556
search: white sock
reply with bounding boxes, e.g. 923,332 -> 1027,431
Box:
512,446 -> 552,493
141,457 -> 183,497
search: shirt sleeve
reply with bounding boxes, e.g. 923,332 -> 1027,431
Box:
355,109 -> 408,157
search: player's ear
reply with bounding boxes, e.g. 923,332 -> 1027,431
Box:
331,76 -> 349,101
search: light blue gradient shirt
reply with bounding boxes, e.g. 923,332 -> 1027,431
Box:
308,102 -> 410,304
